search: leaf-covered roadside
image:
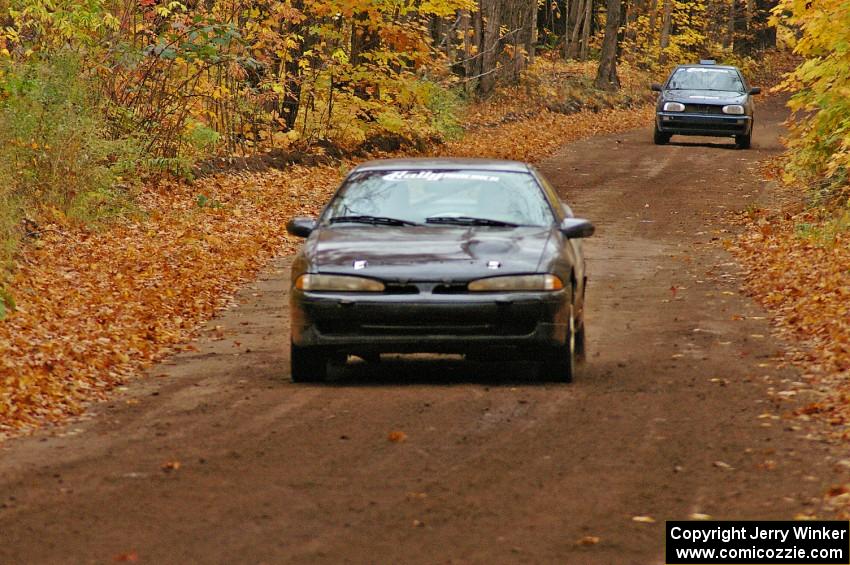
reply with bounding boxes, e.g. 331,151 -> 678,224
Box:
728,0 -> 850,436
0,168 -> 339,434
731,206 -> 850,413
0,98 -> 650,437
729,193 -> 850,519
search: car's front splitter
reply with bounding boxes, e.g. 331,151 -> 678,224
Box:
290,290 -> 571,354
657,112 -> 751,136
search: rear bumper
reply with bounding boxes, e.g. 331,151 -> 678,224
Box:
291,290 -> 570,354
656,112 -> 751,136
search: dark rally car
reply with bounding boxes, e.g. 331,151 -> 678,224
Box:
651,60 -> 761,149
286,158 -> 594,383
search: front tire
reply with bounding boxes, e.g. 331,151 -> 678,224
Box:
539,305 -> 579,383
654,126 -> 671,145
575,320 -> 587,364
735,133 -> 751,149
290,342 -> 328,383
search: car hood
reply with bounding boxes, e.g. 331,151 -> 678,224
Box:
664,89 -> 747,104
304,226 -> 556,281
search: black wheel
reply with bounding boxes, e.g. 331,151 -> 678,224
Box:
575,320 -> 587,364
735,133 -> 751,149
653,126 -> 671,145
539,305 -> 579,383
290,342 -> 327,383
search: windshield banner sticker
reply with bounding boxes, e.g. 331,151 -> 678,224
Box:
382,171 -> 500,182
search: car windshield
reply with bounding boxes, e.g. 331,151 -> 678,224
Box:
667,67 -> 744,92
323,169 -> 555,227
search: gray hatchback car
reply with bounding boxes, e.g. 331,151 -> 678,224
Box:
651,60 -> 761,149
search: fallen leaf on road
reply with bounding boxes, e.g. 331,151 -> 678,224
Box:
113,551 -> 139,562
827,485 -> 849,497
713,461 -> 735,470
388,431 -> 407,443
576,535 -> 601,546
632,515 -> 655,523
689,513 -> 712,520
161,460 -> 181,472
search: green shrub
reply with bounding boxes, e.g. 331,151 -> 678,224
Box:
0,52 -> 139,274
422,81 -> 465,141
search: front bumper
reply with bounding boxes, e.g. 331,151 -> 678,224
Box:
656,112 -> 751,136
291,290 -> 570,354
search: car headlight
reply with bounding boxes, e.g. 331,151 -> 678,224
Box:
467,274 -> 564,292
722,104 -> 745,115
295,274 -> 385,292
663,102 -> 685,112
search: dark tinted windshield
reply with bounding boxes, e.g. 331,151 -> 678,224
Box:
667,67 -> 744,92
324,170 -> 555,227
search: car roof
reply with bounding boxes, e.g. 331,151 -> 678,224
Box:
352,158 -> 531,173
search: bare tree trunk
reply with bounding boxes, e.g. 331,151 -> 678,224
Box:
563,0 -> 570,59
625,0 -> 643,42
529,0 -> 537,65
735,0 -> 777,53
478,0 -> 502,95
658,0 -> 672,64
754,0 -> 778,49
723,0 -> 734,48
595,0 -> 622,90
732,0 -> 748,54
580,0 -> 592,60
280,0 -> 308,130
568,0 -> 584,58
648,0 -> 658,34
460,10 -> 473,78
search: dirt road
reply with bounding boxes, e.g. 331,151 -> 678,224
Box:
1,98 -> 842,564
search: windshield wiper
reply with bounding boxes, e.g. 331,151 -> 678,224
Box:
425,216 -> 520,227
329,215 -> 419,227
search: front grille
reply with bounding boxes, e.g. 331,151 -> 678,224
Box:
382,283 -> 419,295
662,114 -> 747,132
432,283 -> 469,294
683,104 -> 724,115
316,320 -> 538,337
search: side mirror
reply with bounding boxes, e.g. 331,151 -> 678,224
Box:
287,216 -> 317,238
749,86 -> 762,95
650,83 -> 663,92
559,218 -> 595,239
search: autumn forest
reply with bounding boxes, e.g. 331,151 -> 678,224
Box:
1,0 -> 850,558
